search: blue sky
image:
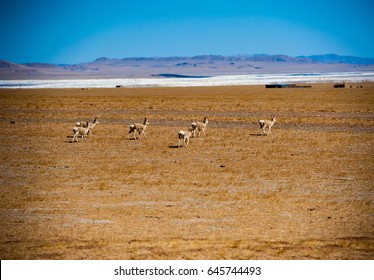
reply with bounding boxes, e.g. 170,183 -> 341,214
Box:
1,0 -> 373,64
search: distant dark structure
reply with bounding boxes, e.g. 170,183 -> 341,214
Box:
334,83 -> 345,88
265,84 -> 296,88
265,84 -> 312,88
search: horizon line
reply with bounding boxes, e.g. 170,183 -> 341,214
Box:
3,53 -> 374,65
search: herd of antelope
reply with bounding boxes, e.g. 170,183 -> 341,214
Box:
71,115 -> 276,147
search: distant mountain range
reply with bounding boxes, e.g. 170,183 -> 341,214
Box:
1,54 -> 374,79
297,54 -> 374,64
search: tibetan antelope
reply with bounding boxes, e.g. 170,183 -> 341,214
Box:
129,118 -> 149,140
259,116 -> 276,135
191,117 -> 208,138
177,127 -> 194,147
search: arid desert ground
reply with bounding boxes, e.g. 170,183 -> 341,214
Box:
0,83 -> 373,259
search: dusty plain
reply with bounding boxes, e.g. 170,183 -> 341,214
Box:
0,83 -> 373,259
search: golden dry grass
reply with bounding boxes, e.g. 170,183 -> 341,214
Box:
0,83 -> 373,259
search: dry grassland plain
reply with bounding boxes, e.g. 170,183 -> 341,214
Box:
0,83 -> 373,259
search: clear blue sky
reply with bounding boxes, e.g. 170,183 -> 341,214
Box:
1,0 -> 373,64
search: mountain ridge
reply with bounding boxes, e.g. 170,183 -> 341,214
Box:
1,54 -> 374,79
